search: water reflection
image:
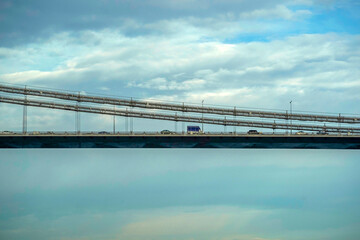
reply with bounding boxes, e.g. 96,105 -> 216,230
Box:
0,149 -> 359,240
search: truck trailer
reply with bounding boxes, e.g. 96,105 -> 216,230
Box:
187,126 -> 202,134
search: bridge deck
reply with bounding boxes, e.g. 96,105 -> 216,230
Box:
1,134 -> 359,149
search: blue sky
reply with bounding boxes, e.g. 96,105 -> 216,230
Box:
0,0 -> 359,133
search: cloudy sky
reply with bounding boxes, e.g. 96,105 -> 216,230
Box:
0,0 -> 359,132
1,2 -> 360,240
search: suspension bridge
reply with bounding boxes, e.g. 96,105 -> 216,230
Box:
0,83 -> 359,149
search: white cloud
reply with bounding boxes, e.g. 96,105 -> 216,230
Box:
130,77 -> 206,90
0,27 -> 359,131
240,5 -> 312,20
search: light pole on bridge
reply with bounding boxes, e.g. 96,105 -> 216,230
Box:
125,108 -> 128,133
23,85 -> 27,134
202,100 -> 204,133
75,91 -> 80,135
113,105 -> 116,134
290,100 -> 293,135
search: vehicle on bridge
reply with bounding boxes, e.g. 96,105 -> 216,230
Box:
296,131 -> 308,135
0,131 -> 12,134
247,130 -> 261,135
160,130 -> 174,134
187,126 -> 202,134
317,130 -> 328,135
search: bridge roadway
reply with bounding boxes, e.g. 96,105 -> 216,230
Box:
1,133 -> 359,149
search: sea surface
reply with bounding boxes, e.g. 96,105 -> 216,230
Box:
0,149 -> 359,240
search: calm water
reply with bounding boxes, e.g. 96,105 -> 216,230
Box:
0,149 -> 359,240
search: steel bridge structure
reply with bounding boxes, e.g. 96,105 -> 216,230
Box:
1,95 -> 360,134
1,83 -> 360,134
1,83 -> 360,149
0,84 -> 359,124
0,84 -> 360,134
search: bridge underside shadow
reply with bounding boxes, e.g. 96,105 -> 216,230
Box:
1,135 -> 360,149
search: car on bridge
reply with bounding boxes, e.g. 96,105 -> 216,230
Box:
296,131 -> 308,135
247,130 -> 261,135
160,130 -> 173,134
0,131 -> 13,135
317,130 -> 328,135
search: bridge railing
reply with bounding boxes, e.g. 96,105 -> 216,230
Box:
1,83 -> 359,124
1,131 -> 359,136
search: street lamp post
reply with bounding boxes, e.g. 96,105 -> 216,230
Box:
113,105 -> 115,134
23,85 -> 27,134
125,107 -> 128,133
202,100 -> 204,133
290,100 -> 293,135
